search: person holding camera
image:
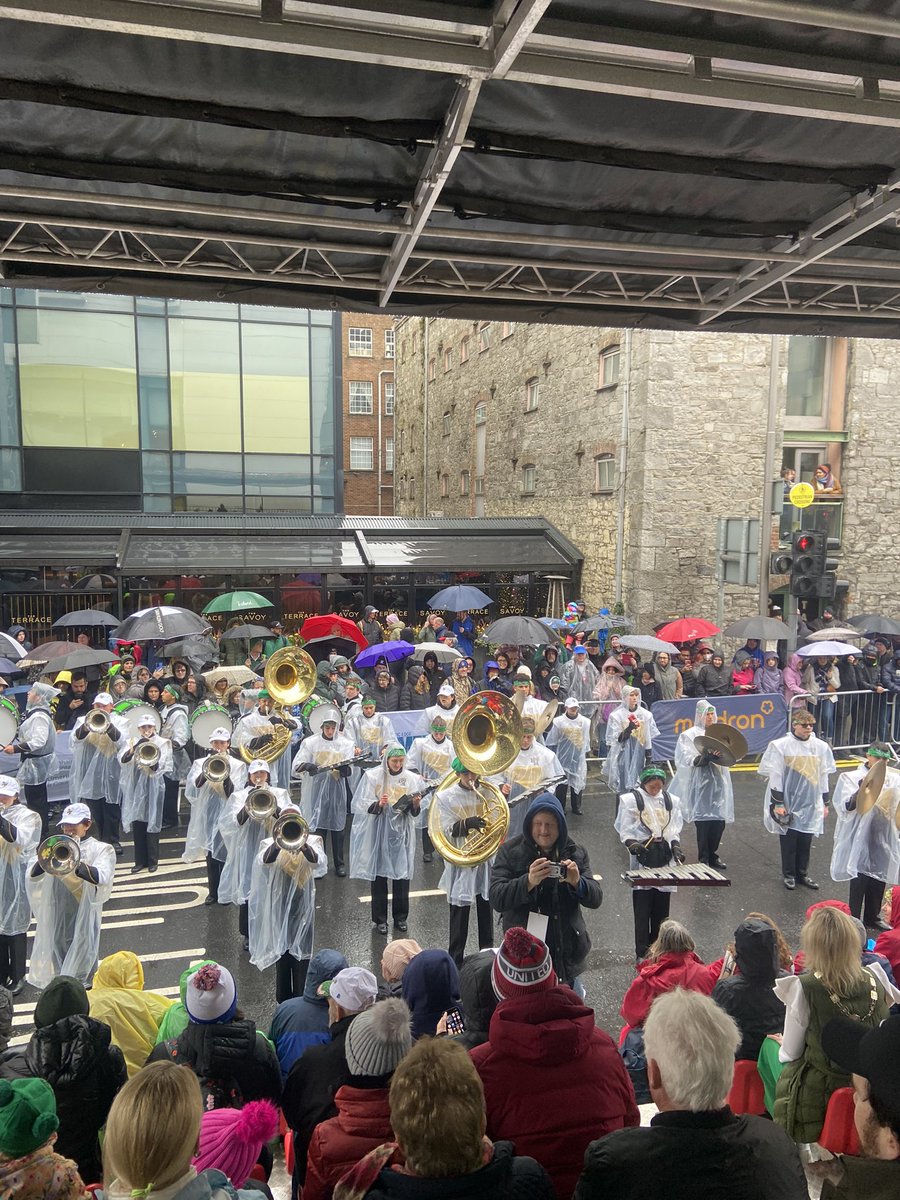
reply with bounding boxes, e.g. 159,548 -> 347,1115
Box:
615,766 -> 686,961
489,793 -> 602,993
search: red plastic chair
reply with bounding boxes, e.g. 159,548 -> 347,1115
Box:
285,1128 -> 295,1174
249,1163 -> 267,1183
819,1087 -> 860,1156
727,1060 -> 766,1116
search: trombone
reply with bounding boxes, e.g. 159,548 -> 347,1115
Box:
272,810 -> 310,852
85,709 -> 111,736
134,740 -> 161,769
244,786 -> 279,822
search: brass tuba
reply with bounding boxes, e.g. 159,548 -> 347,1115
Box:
245,786 -> 279,822
201,753 -> 231,785
239,647 -> 316,764
37,834 -> 81,876
272,809 -> 310,852
428,691 -> 522,867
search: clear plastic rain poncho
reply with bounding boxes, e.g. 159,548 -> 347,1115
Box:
248,831 -> 327,970
0,802 -> 41,936
159,702 -> 191,781
26,836 -> 116,987
69,712 -> 130,804
292,730 -> 356,831
418,699 -> 458,736
232,703 -> 295,789
349,755 -> 426,882
831,761 -> 900,883
759,730 -> 836,837
432,778 -> 492,906
182,752 -> 248,863
495,740 -> 564,839
16,703 -> 56,787
119,734 -> 173,834
545,706 -> 591,793
602,686 -> 660,794
673,700 -> 735,823
217,783 -> 293,905
614,782 -> 685,894
405,732 -> 455,831
345,709 -> 397,756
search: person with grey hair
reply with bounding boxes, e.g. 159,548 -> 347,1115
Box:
574,990 -> 807,1200
3,681 -> 58,838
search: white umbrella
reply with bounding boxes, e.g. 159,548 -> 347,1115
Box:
410,643 -> 462,663
796,641 -> 859,657
0,632 -> 25,660
620,635 -> 680,655
806,626 -> 863,642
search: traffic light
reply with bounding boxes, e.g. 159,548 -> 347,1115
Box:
770,549 -> 793,576
790,531 -> 825,598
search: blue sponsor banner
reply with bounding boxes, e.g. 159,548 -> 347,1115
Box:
650,693 -> 787,761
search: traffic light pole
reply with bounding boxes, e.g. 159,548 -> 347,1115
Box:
785,590 -> 799,657
758,334 -> 780,617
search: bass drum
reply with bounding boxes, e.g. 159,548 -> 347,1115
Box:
190,701 -> 232,749
113,699 -> 162,737
0,695 -> 19,746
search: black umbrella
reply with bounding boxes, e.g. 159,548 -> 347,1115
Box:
302,634 -> 361,663
849,614 -> 900,637
116,606 -> 211,642
219,624 -> 273,641
52,609 -> 121,630
47,647 -> 118,672
721,617 -> 792,641
159,636 -> 221,667
574,614 -> 634,634
482,616 -> 561,646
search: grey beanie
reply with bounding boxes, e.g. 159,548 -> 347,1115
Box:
345,997 -> 411,1078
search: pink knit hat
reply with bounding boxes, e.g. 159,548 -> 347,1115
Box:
192,1100 -> 279,1186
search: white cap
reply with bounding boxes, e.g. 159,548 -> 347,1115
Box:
438,683 -> 455,697
516,665 -> 532,679
248,759 -> 270,775
209,727 -> 231,742
564,696 -> 580,709
137,715 -> 157,728
94,692 -> 113,706
0,775 -> 19,797
319,966 -> 378,1013
59,802 -> 92,826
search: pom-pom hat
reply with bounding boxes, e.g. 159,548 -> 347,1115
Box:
345,997 -> 412,1078
193,1100 -> 279,1186
0,1078 -> 59,1157
492,927 -> 556,1000
186,962 -> 237,1024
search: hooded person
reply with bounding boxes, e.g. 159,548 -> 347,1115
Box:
192,1099 -> 280,1190
831,744 -> 900,929
591,655 -> 626,752
292,705 -> 357,877
405,715 -> 455,862
87,950 -> 174,1076
619,919 -> 719,1034
755,651 -> 784,696
118,712 -> 172,873
0,1076 -> 87,1200
673,700 -> 734,869
560,645 -> 599,703
454,948 -> 499,1052
637,663 -> 663,708
372,668 -> 401,713
874,889 -> 900,979
399,664 -> 432,711
783,651 -> 806,706
696,649 -> 733,697
544,697 -> 591,814
270,948 -> 349,1078
232,688 -> 298,792
0,975 -> 127,1184
183,727 -> 248,903
712,918 -> 786,1061
69,690 -> 128,855
602,686 -> 660,796
495,716 -> 564,839
489,793 -> 602,990
400,949 -> 461,1041
8,681 -> 59,838
0,775 -> 40,995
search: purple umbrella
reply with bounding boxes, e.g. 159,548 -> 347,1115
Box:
354,641 -> 415,669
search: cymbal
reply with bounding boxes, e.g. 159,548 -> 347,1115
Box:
533,699 -> 558,738
694,722 -> 748,768
857,757 -> 887,817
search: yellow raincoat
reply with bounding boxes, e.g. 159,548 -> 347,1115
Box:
88,950 -> 174,1075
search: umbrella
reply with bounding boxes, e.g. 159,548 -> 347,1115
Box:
620,635 -> 680,655
202,591 -> 274,615
574,614 -> 634,633
656,618 -> 721,643
202,665 -> 259,689
806,626 -> 864,642
0,657 -> 22,676
160,636 -> 221,668
300,614 -> 368,651
427,585 -> 493,611
116,606 -> 211,642
849,614 -> 900,637
354,641 -> 415,669
52,609 -> 121,630
18,640 -> 81,668
219,624 -> 273,641
482,616 -> 561,646
796,641 -> 860,657
721,617 -> 791,641
302,634 -> 361,663
46,647 -> 118,672
0,632 -> 24,661
71,573 -> 116,591
410,643 -> 462,663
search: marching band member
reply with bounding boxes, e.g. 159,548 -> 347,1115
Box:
544,697 -> 591,814
759,708 -> 836,891
511,674 -> 546,721
27,802 -> 116,988
830,742 -> 900,929
69,691 -> 129,856
431,758 -> 495,966
673,701 -> 734,870
418,683 -> 458,735
602,685 -> 660,797
615,766 -> 686,961
219,758 -> 292,950
292,704 -> 356,877
350,745 -> 426,936
248,810 -> 326,1002
159,683 -> 190,829
0,775 -> 40,994
406,714 -> 455,862
345,694 -> 396,762
257,689 -> 299,790
495,716 -> 564,838
183,726 -> 247,905
119,713 -> 173,874
4,682 -> 58,838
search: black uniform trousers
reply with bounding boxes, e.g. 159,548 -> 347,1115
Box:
132,821 -> 160,870
206,852 -> 223,901
555,782 -> 583,814
449,895 -> 494,966
849,873 -> 887,927
632,888 -> 671,961
86,795 -> 122,848
23,783 -> 49,840
695,819 -> 726,863
162,775 -> 181,827
371,876 -> 410,925
0,933 -> 26,986
779,829 -> 813,880
275,953 -> 309,1004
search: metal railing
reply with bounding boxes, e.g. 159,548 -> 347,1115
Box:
787,689 -> 896,755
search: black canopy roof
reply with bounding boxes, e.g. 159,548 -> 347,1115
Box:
4,2 -> 900,333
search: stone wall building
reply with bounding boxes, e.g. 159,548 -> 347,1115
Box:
340,312 -> 395,515
394,317 -> 880,628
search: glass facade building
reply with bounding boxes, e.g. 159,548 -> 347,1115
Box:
0,288 -> 341,512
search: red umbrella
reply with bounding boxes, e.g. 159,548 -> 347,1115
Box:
300,613 -> 368,651
656,617 -> 721,644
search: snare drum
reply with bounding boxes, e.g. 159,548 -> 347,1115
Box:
0,696 -> 19,746
190,701 -> 232,749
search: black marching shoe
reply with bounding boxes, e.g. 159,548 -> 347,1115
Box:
241,936 -> 250,952
709,855 -> 727,871
204,894 -> 217,905
9,979 -> 24,997
148,865 -> 158,873
783,875 -> 796,890
130,865 -> 145,875
798,875 -> 820,890
394,920 -> 408,933
335,866 -> 347,878
113,843 -> 124,858
374,921 -> 388,935
869,916 -> 892,933
423,852 -> 434,864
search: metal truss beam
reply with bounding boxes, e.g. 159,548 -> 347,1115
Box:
642,0 -> 900,41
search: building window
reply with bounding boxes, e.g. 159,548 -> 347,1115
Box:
383,381 -> 395,415
348,327 -> 373,357
385,437 -> 394,472
443,346 -> 453,372
408,474 -> 415,501
428,357 -> 436,382
350,436 -> 374,470
459,470 -> 470,495
785,336 -> 828,420
522,463 -> 536,494
501,321 -> 515,338
474,475 -> 484,495
524,377 -> 539,412
348,381 -> 374,414
460,336 -> 470,363
442,411 -> 451,436
440,473 -> 449,498
594,454 -> 616,492
599,345 -> 620,388
384,328 -> 395,359
478,322 -> 492,353
474,402 -> 487,425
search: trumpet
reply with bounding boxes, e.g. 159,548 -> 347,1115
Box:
37,834 -> 81,877
135,740 -> 160,769
272,810 -> 310,852
245,786 -> 279,822
85,709 -> 111,736
201,753 -> 231,785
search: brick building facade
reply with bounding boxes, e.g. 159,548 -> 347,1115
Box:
340,312 -> 395,515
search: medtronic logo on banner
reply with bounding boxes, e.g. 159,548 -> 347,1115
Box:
650,693 -> 788,761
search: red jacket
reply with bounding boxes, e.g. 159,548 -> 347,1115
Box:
875,891 -> 900,979
470,985 -> 639,1200
303,1085 -> 397,1200
619,951 -> 719,1030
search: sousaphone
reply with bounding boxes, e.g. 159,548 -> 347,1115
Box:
694,721 -> 748,768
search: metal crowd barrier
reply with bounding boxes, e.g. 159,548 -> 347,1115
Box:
787,689 -> 896,755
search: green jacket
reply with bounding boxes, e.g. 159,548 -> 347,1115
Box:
264,634 -> 290,659
821,1156 -> 900,1200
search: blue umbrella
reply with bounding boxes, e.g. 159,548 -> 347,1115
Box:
428,585 -> 493,611
354,640 -> 416,668
542,618 -> 570,631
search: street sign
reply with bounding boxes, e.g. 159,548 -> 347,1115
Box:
789,482 -> 815,508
